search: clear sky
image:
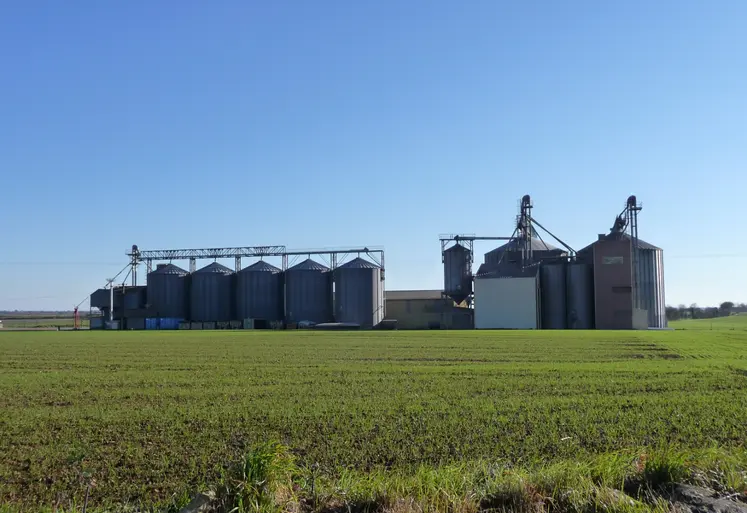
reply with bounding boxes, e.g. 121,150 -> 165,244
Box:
1,1 -> 746,311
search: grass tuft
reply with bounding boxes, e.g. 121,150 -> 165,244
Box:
218,441 -> 297,513
640,451 -> 688,488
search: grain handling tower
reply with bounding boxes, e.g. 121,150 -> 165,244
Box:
577,195 -> 666,329
441,195 -> 575,308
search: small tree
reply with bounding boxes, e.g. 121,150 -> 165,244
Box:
719,301 -> 734,316
665,306 -> 681,321
690,303 -> 699,319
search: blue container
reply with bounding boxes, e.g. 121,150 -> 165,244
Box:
160,318 -> 182,330
145,318 -> 158,330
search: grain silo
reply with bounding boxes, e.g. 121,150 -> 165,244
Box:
235,260 -> 283,323
123,286 -> 147,310
484,238 -> 566,266
190,262 -> 234,322
146,264 -> 189,318
540,262 -> 567,329
443,243 -> 472,304
334,257 -> 383,327
636,239 -> 666,328
566,262 -> 594,329
285,258 -> 332,324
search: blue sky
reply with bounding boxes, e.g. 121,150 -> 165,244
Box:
1,1 -> 746,311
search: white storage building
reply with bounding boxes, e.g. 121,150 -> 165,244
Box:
474,265 -> 540,329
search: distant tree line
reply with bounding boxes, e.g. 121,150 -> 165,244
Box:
665,302 -> 746,321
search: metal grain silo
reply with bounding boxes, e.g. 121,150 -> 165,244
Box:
147,264 -> 189,318
443,244 -> 472,303
285,258 -> 332,324
566,262 -> 594,329
484,238 -> 567,266
334,257 -> 383,328
540,262 -> 567,329
124,286 -> 146,310
236,260 -> 283,322
190,262 -> 234,322
636,240 -> 666,328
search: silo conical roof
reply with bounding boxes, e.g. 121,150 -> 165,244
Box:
241,260 -> 281,273
578,233 -> 660,253
338,257 -> 380,269
492,238 -> 561,252
288,258 -> 329,272
445,243 -> 470,254
195,262 -> 233,274
150,263 -> 188,276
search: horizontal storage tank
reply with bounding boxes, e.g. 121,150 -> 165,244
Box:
443,243 -> 472,304
334,257 -> 383,328
566,262 -> 594,329
190,262 -> 234,322
285,258 -> 332,324
235,260 -> 283,322
146,264 -> 189,319
540,262 -> 567,329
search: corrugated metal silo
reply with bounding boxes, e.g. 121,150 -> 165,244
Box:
285,258 -> 332,324
236,260 -> 283,322
334,257 -> 383,327
147,264 -> 189,318
123,287 -> 146,310
566,262 -> 594,329
540,263 -> 567,329
636,241 -> 666,328
484,238 -> 566,266
443,244 -> 472,303
190,262 -> 234,322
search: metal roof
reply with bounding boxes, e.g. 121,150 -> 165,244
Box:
385,290 -> 444,300
475,262 -> 539,279
444,243 -> 469,253
338,257 -> 380,269
487,237 -> 563,253
288,258 -> 330,272
618,233 -> 660,250
240,260 -> 281,273
195,262 -> 233,274
149,263 -> 188,276
578,233 -> 661,253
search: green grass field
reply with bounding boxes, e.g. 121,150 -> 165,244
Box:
0,317 -> 88,329
669,313 -> 747,331
1,327 -> 746,512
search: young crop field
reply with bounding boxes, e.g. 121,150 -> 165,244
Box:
669,313 -> 747,331
1,328 -> 746,512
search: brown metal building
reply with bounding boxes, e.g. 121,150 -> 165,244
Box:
581,235 -> 649,330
